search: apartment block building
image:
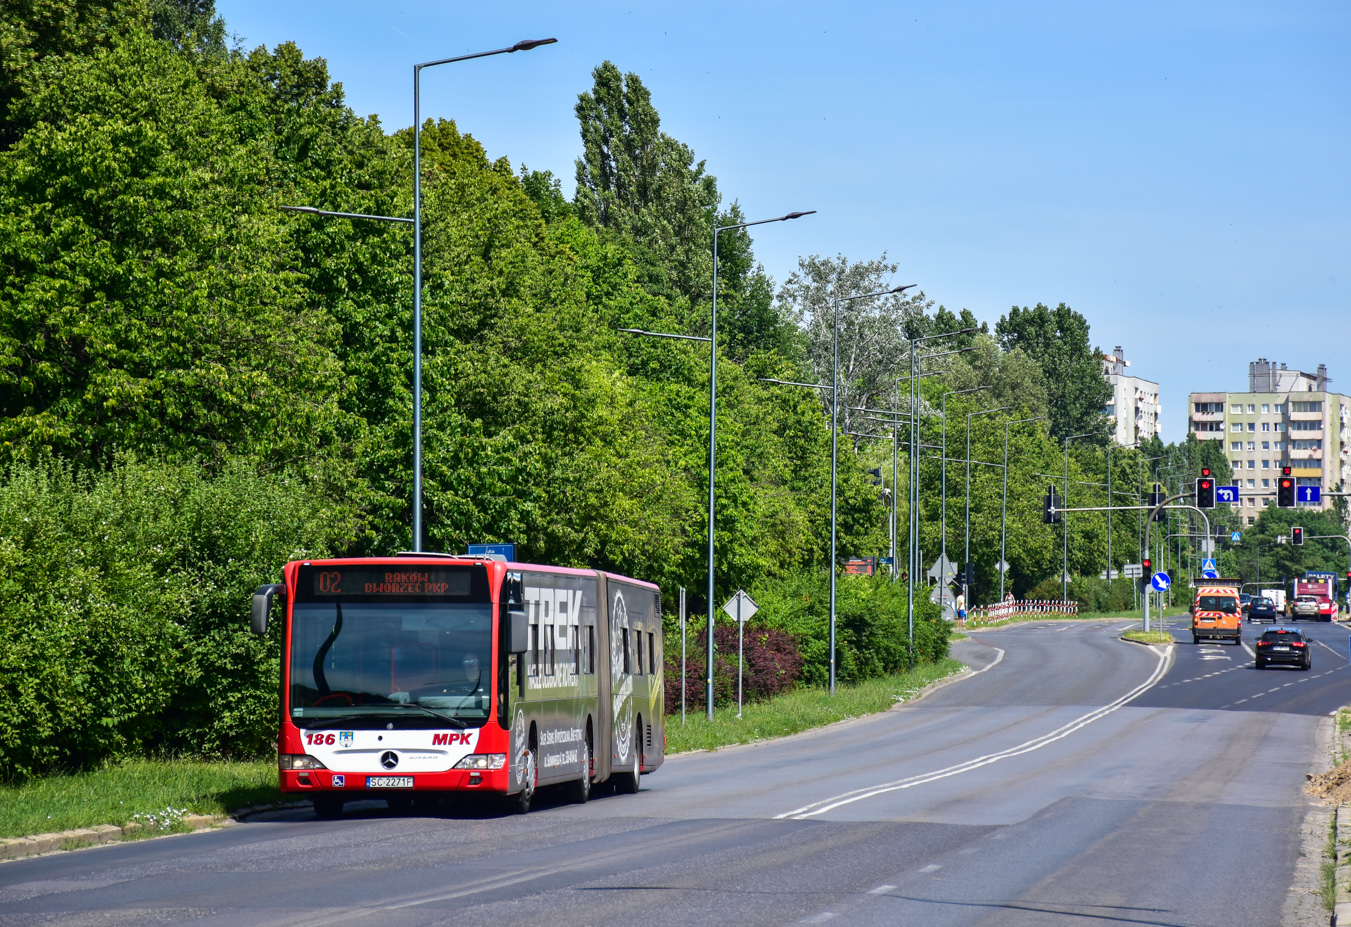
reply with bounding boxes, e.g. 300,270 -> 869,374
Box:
1102,346 -> 1161,446
1188,359 -> 1350,524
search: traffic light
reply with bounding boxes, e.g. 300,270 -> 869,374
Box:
1148,483 -> 1165,522
1292,526 -> 1304,546
1277,467 -> 1295,507
964,562 -> 975,589
866,467 -> 883,487
1043,485 -> 1062,524
1142,557 -> 1152,572
1195,475 -> 1214,509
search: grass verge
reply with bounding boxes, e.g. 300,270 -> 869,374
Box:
1121,630 -> 1174,644
666,658 -> 966,755
1323,812 -> 1338,912
0,758 -> 280,839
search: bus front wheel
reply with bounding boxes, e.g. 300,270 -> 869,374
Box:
313,796 -> 344,819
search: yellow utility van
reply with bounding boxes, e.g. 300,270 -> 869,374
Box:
1191,580 -> 1242,645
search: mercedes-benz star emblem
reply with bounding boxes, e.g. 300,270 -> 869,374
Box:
380,751 -> 399,770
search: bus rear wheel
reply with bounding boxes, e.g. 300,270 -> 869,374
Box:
615,731 -> 642,795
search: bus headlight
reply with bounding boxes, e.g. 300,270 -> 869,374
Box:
453,754 -> 506,770
279,754 -> 328,770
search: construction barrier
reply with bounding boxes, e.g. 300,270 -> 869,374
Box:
966,599 -> 1079,625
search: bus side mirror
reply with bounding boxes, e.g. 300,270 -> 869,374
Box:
505,606 -> 529,654
252,584 -> 285,636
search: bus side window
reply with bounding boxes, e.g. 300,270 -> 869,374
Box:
648,631 -> 655,676
529,624 -> 539,677
635,626 -> 644,675
621,628 -> 630,674
546,626 -> 555,676
587,625 -> 595,675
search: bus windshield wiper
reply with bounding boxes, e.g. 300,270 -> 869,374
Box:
399,703 -> 468,728
305,707 -> 466,730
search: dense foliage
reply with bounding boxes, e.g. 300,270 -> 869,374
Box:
7,0 -> 1309,779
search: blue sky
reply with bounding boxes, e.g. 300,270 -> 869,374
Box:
217,1 -> 1349,441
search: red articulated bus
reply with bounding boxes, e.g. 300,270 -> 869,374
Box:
250,553 -> 665,818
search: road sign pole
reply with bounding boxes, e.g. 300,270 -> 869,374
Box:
679,587 -> 686,726
737,594 -> 744,719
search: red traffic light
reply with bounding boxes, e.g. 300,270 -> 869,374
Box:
1282,466 -> 1292,476
1201,467 -> 1211,477
1142,558 -> 1152,570
1280,478 -> 1292,489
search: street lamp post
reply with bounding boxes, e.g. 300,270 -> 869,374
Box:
708,210 -> 813,717
905,328 -> 976,668
410,38 -> 557,551
1061,432 -> 1097,600
829,284 -> 911,694
1001,416 -> 1048,602
940,387 -> 990,589
965,406 -> 1012,600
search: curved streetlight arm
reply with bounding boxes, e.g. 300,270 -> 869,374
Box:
277,205 -> 413,224
415,38 -> 557,70
619,328 -> 711,343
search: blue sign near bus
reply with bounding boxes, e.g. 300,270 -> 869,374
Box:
468,542 -> 517,561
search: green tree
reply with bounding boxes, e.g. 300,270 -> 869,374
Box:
996,302 -> 1113,442
573,61 -> 719,309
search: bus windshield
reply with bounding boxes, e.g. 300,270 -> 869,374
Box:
289,601 -> 493,728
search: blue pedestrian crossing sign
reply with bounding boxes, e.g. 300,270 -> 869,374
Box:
1230,532 -> 1242,542
1201,558 -> 1217,573
1298,486 -> 1322,504
1151,572 -> 1171,592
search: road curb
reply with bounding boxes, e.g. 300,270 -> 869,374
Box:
1117,634 -> 1175,652
0,801 -> 314,863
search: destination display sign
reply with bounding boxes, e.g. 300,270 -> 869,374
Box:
297,564 -> 481,601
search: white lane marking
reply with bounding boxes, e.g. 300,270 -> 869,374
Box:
1317,639 -> 1347,661
918,864 -> 942,873
1199,656 -> 1230,661
868,885 -> 896,895
802,914 -> 838,923
1117,624 -> 1134,632
775,644 -> 1172,820
1235,698 -> 1249,704
1240,641 -> 1256,658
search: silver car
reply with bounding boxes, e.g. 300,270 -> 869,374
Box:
1290,595 -> 1320,620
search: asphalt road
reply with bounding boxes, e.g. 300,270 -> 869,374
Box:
4,618 -> 1346,927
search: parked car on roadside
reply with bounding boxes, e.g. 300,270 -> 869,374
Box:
1254,627 -> 1311,670
1290,595 -> 1321,621
1247,597 -> 1278,623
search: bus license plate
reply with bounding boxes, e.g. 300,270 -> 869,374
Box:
366,776 -> 414,789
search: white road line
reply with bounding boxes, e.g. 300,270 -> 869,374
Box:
1317,639 -> 1347,661
1240,641 -> 1255,658
775,644 -> 1172,820
868,885 -> 896,895
918,864 -> 942,873
1235,698 -> 1249,704
802,913 -> 837,923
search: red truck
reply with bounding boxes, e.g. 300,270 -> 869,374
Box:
1291,578 -> 1338,622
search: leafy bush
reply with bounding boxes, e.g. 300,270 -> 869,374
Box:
665,621 -> 803,711
752,569 -> 949,688
0,455 -> 358,780
1026,573 -> 1135,613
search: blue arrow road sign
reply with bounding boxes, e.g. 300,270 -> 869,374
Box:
1231,532 -> 1242,542
1202,569 -> 1219,579
1215,485 -> 1240,504
1298,486 -> 1322,504
1151,572 -> 1171,592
